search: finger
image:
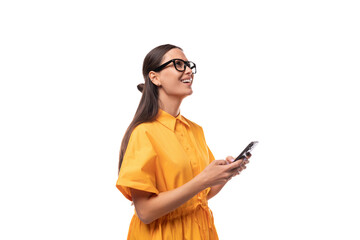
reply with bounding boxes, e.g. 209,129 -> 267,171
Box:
237,158 -> 246,168
246,152 -> 252,158
226,156 -> 235,163
242,159 -> 249,165
231,170 -> 241,178
240,157 -> 249,165
230,166 -> 243,175
227,160 -> 243,170
234,165 -> 246,174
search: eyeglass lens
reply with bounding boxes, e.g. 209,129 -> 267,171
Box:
174,60 -> 196,74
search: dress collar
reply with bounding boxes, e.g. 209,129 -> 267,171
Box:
156,109 -> 190,131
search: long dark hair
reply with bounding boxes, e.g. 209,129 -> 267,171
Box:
118,44 -> 182,173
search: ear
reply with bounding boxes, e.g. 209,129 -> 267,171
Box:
148,71 -> 161,87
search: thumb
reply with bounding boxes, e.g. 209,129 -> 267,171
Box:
225,156 -> 235,164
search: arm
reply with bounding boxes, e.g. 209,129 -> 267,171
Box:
131,173 -> 205,224
131,159 -> 244,224
207,183 -> 226,200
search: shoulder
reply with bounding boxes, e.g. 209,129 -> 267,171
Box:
131,122 -> 153,136
130,121 -> 161,139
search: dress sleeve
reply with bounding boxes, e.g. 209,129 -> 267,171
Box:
116,126 -> 159,201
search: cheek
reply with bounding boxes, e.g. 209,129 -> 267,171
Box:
161,72 -> 182,87
162,80 -> 181,93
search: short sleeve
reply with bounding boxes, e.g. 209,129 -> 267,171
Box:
116,126 -> 159,201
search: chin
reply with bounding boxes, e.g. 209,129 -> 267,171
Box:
176,90 -> 193,100
183,89 -> 193,97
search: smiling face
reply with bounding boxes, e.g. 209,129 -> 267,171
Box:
149,48 -> 194,101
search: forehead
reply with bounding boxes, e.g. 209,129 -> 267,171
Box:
162,48 -> 188,63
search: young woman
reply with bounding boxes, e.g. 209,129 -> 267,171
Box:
116,44 -> 250,239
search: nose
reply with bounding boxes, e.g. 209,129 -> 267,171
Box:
184,65 -> 193,75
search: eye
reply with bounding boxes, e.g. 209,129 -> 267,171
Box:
175,60 -> 184,68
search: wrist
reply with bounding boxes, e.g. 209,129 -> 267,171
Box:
193,172 -> 208,191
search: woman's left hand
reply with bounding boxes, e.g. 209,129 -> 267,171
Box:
207,154 -> 251,200
225,153 -> 251,180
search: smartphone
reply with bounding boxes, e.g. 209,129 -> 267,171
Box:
234,141 -> 259,162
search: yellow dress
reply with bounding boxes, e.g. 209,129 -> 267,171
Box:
116,109 -> 219,240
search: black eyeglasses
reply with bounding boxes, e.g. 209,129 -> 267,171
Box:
153,59 -> 197,74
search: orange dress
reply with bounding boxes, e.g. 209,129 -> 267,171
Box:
116,109 -> 219,239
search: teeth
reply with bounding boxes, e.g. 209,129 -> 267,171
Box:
181,79 -> 192,83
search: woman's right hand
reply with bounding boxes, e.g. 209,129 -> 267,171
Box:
196,157 -> 248,189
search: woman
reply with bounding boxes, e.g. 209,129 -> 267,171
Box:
116,44 -> 249,239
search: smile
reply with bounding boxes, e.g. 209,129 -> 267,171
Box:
180,78 -> 192,83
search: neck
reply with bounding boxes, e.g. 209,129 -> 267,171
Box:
158,93 -> 183,117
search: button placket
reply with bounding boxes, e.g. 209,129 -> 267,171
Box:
175,120 -> 200,177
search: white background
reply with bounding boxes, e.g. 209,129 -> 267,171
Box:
1,0 -> 359,239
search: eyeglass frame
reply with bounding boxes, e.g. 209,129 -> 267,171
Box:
153,58 -> 197,74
